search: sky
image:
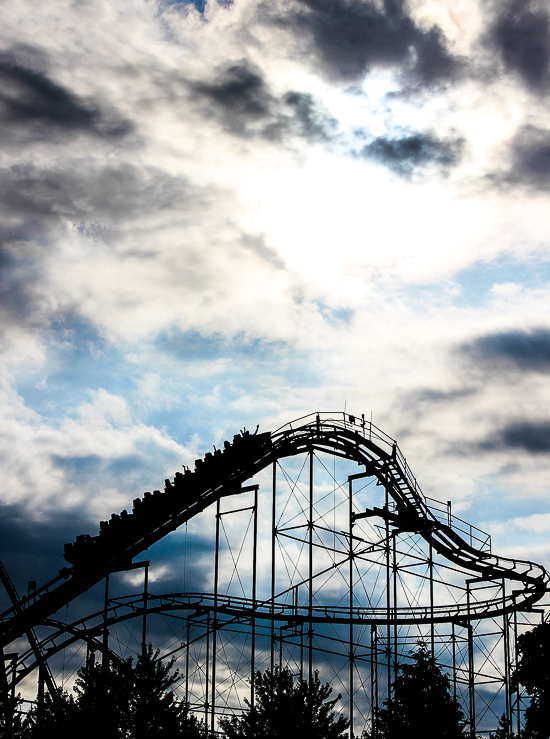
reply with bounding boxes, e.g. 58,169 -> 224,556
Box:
1,0 -> 550,661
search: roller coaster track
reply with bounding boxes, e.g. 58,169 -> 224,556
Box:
1,412 -> 548,654
10,581 -> 538,692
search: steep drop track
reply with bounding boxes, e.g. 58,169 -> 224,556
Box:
1,412 -> 548,653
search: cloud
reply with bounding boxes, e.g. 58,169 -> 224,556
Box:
461,328 -> 550,372
190,61 -> 336,141
0,385 -> 190,516
240,233 -> 286,269
0,53 -> 133,144
488,0 -> 550,91
1,162 -> 191,228
0,502 -> 95,603
508,126 -> 550,189
480,420 -> 550,454
360,131 -> 464,177
485,512 -> 550,536
1,0 -> 550,657
0,161 -> 200,341
0,240 -> 45,331
267,0 -> 459,85
402,387 -> 477,407
193,62 -> 273,126
282,90 -> 336,141
486,125 -> 550,191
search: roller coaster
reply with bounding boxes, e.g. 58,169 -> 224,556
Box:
1,412 -> 548,737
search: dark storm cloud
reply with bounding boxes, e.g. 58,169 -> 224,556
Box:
194,63 -> 272,120
506,126 -> 550,189
0,162 -> 193,334
0,53 -> 133,144
0,500 -> 215,640
190,62 -> 336,141
461,328 -> 550,373
0,227 -> 48,333
488,0 -> 550,91
360,132 -> 464,177
264,0 -> 458,85
487,126 -> 550,191
0,503 -> 95,608
480,421 -> 550,454
1,162 -> 190,227
282,90 -> 336,140
404,387 -> 477,406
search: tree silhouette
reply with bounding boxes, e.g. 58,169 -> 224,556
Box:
0,690 -> 28,739
24,645 -> 203,738
24,687 -> 80,738
490,713 -> 516,739
218,666 -> 350,738
370,643 -> 467,739
130,645 -> 201,738
512,621 -> 550,739
73,654 -> 133,738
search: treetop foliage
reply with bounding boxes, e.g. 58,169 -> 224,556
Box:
370,642 -> 467,739
513,621 -> 550,739
5,644 -> 203,739
218,665 -> 350,739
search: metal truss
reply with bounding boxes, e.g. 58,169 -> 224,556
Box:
1,412 -> 548,737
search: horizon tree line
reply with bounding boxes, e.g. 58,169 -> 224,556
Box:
1,622 -> 547,738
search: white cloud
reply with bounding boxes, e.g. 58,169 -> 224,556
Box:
486,513 -> 550,536
0,385 -> 191,518
1,0 -> 550,629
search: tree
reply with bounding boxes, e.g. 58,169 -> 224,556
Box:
218,666 -> 350,739
512,621 -> 550,739
490,713 -> 516,739
73,654 -> 134,738
371,643 -> 467,739
24,645 -> 203,738
24,688 -> 80,738
1,690 -> 28,739
131,645 -> 202,738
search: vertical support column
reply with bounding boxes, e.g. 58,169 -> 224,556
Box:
371,624 -> 378,739
502,580 -> 512,738
37,662 -> 45,732
467,622 -> 475,739
251,486 -> 258,709
429,542 -> 435,657
385,486 -> 391,701
348,476 -> 354,739
308,450 -> 313,682
466,584 -> 475,739
85,645 -> 96,694
300,618 -> 304,683
513,609 -> 520,738
185,615 -> 190,708
205,613 -> 210,731
271,461 -> 276,674
102,574 -> 110,676
1,650 -> 14,739
9,657 -> 16,726
392,533 -> 398,686
141,561 -> 149,659
452,621 -> 457,704
211,498 -> 221,736
1,648 -> 11,716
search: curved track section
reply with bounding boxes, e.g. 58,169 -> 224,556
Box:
1,412 -> 548,652
271,414 -> 548,617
